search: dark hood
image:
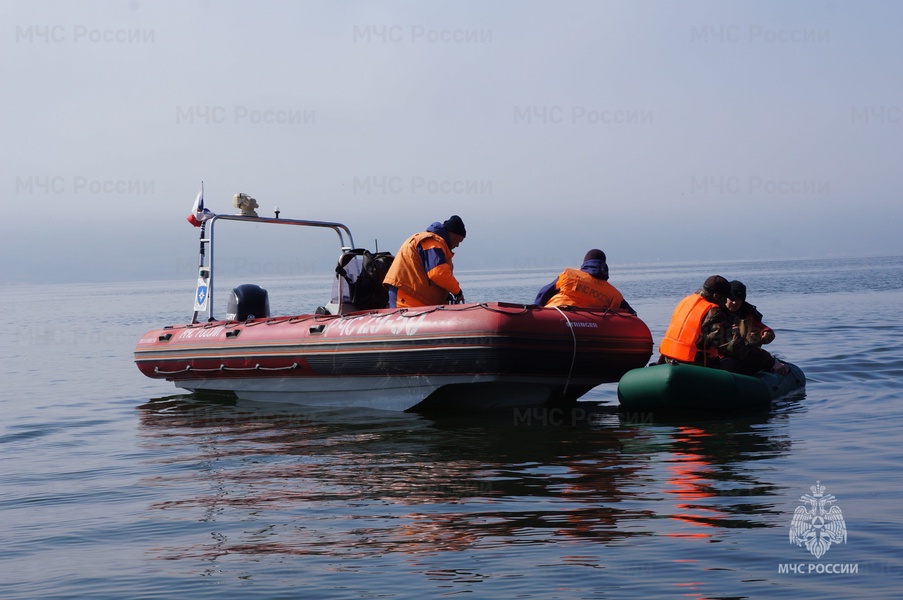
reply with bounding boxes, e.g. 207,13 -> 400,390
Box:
426,221 -> 451,247
581,258 -> 609,281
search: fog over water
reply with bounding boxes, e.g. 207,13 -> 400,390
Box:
3,1 -> 901,285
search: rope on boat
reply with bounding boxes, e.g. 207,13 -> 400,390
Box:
475,303 -> 530,315
191,303 -> 534,329
154,362 -> 299,375
154,365 -> 192,375
395,303 -> 531,317
257,363 -> 299,371
551,306 -> 577,399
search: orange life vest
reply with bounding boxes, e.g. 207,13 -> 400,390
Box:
659,293 -> 719,363
383,231 -> 457,307
544,268 -> 625,309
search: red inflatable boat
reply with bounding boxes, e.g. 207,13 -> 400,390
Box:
135,213 -> 652,411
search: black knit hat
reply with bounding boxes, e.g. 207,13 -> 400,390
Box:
730,280 -> 747,301
703,275 -> 734,300
584,249 -> 606,262
443,215 -> 466,238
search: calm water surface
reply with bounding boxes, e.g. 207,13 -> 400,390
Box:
2,256 -> 902,598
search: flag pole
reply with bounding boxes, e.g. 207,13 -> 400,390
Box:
191,182 -> 209,323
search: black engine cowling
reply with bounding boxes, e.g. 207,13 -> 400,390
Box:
226,283 -> 270,321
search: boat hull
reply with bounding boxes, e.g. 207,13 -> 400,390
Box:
616,361 -> 805,412
136,302 -> 654,411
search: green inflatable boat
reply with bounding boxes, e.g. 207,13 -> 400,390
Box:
617,361 -> 805,412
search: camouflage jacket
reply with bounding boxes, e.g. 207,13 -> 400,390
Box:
697,290 -> 776,372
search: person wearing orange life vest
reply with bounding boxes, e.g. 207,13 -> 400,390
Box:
658,275 -> 788,375
383,215 -> 466,308
534,249 -> 636,314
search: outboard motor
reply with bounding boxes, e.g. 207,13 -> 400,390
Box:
226,284 -> 270,321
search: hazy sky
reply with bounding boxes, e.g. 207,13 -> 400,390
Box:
2,0 -> 901,284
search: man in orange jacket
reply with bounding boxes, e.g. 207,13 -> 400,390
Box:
534,249 -> 636,314
383,215 -> 466,308
658,275 -> 788,375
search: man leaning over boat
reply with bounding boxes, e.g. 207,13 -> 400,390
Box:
658,275 -> 788,375
383,215 -> 467,308
534,249 -> 636,314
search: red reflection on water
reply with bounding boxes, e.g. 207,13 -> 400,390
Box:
664,427 -> 725,539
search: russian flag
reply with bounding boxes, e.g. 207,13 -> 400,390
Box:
187,184 -> 214,227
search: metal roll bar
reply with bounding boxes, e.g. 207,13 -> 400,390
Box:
192,214 -> 355,323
